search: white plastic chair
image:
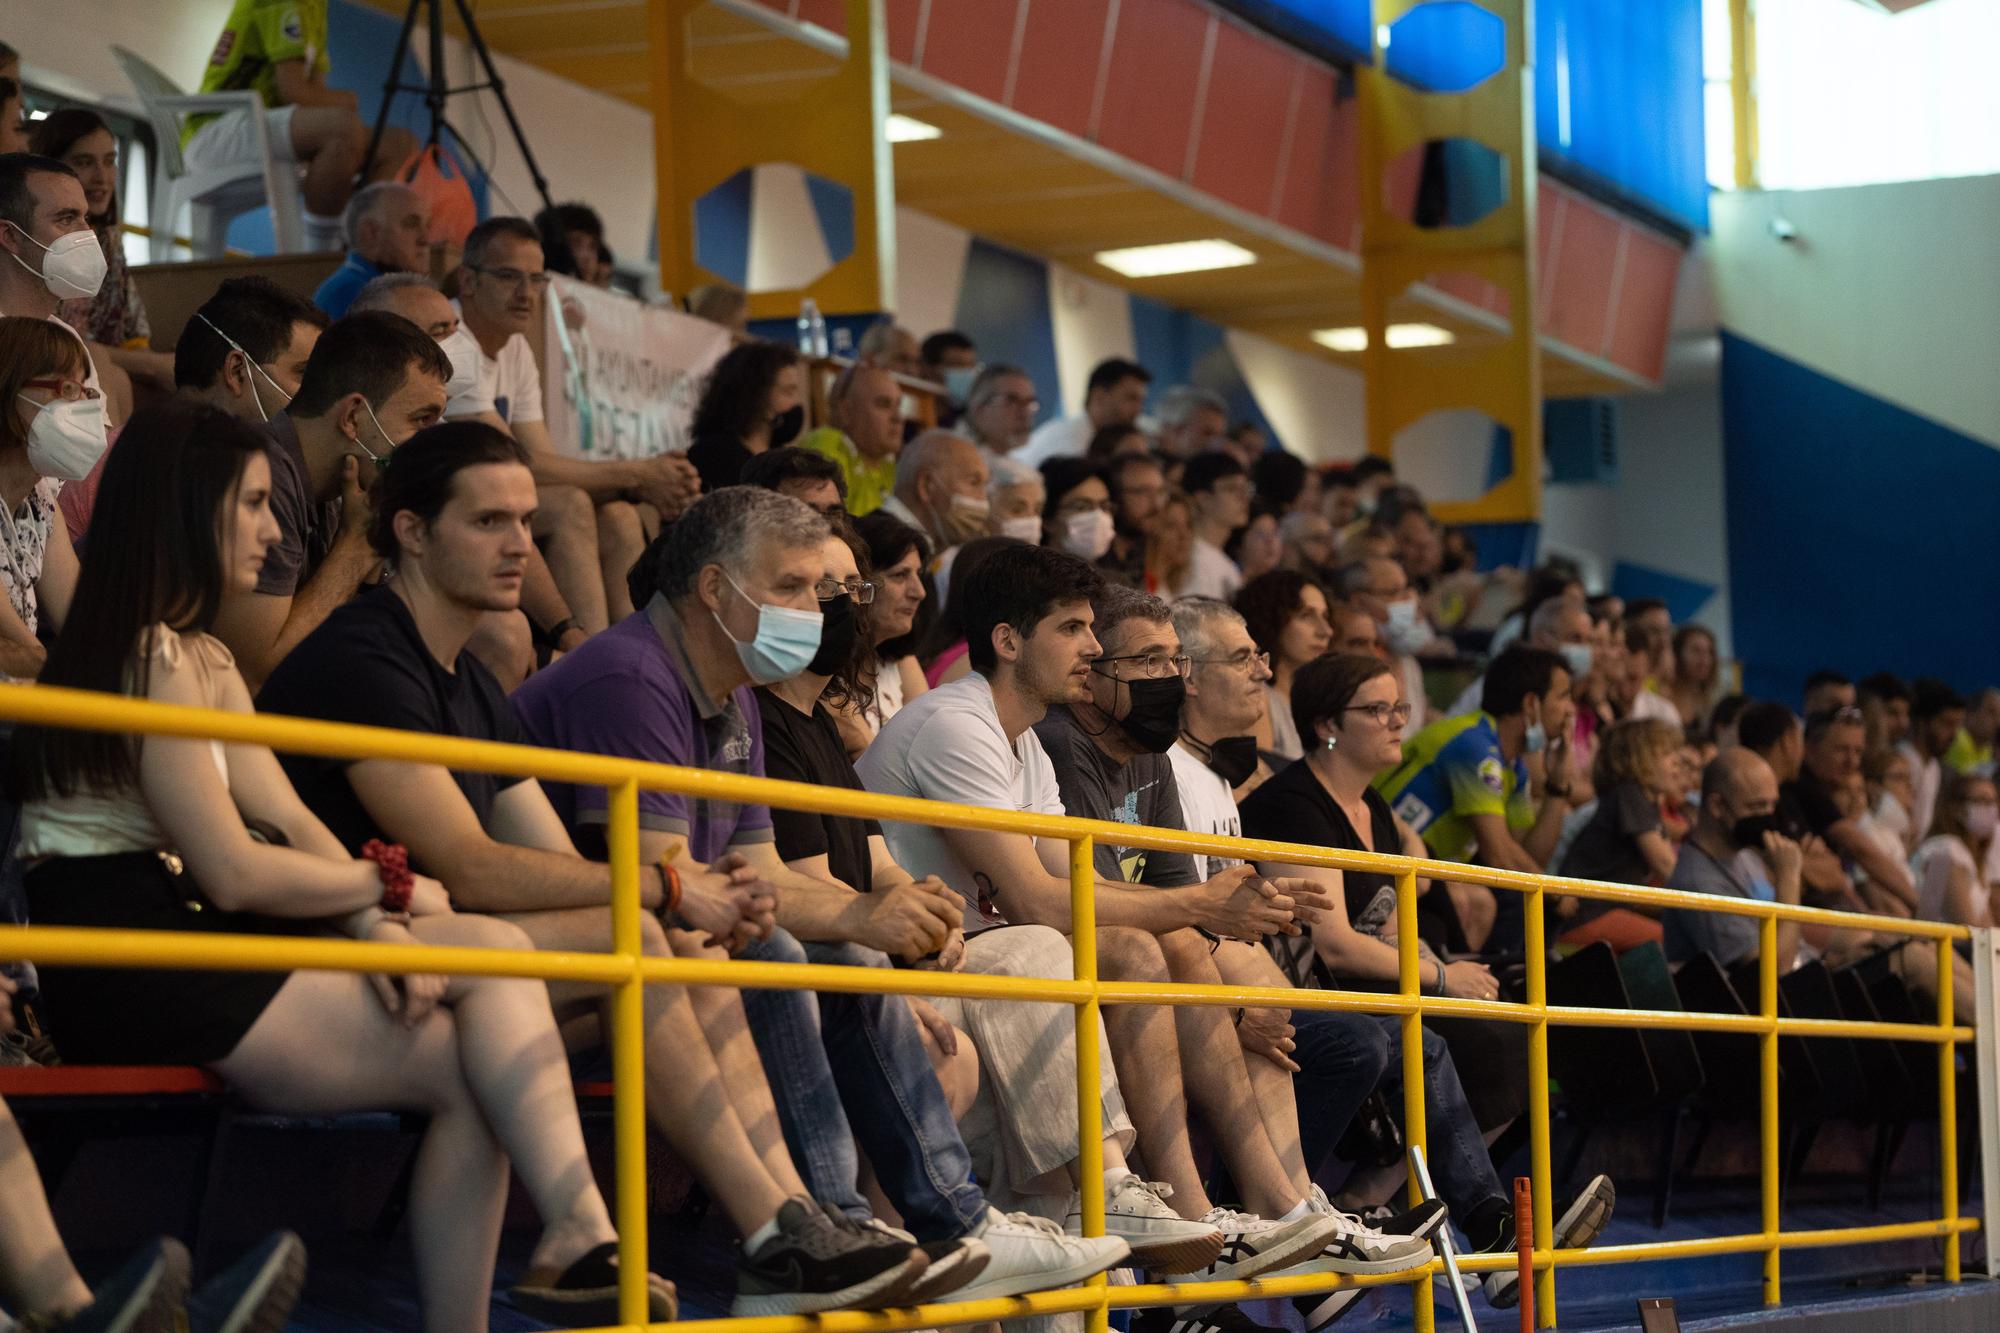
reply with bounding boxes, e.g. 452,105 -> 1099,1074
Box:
111,46 -> 306,262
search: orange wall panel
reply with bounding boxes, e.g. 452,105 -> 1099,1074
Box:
1188,19 -> 1297,214
1093,0 -> 1209,179
914,0 -> 1021,106
1544,192 -> 1621,354
1607,229 -> 1680,381
1274,64 -> 1347,249
886,0 -> 923,65
1009,0 -> 1111,138
794,0 -> 847,34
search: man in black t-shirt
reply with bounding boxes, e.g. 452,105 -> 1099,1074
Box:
1794,708 -> 1917,915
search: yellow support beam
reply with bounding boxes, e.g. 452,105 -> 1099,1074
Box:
1357,0 -> 1542,525
610,779 -> 650,1328
1395,868 -> 1434,1333
1760,915 -> 1781,1305
1071,835 -> 1109,1333
1728,0 -> 1760,191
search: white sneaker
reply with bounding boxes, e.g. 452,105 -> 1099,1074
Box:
1064,1177 -> 1226,1274
1271,1205 -> 1433,1278
1170,1208 -> 1341,1284
951,1208 -> 1131,1302
852,1218 -> 993,1303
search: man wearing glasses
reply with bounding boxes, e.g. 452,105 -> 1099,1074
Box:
957,364 -> 1040,464
450,216 -> 699,637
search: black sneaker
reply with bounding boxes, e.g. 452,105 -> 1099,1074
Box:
1135,1302 -> 1288,1333
187,1232 -> 307,1333
1290,1196 -> 1448,1333
730,1196 -> 930,1316
51,1237 -> 189,1333
1482,1174 -> 1615,1309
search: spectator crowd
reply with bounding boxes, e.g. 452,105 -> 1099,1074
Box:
0,20 -> 1992,1333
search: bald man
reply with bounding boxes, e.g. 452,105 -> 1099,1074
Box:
1662,749 -> 1804,971
880,428 -> 991,557
315,182 -> 431,318
801,364 -> 904,515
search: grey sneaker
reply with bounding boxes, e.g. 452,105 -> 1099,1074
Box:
187,1231 -> 306,1333
731,1196 -> 929,1316
1482,1174 -> 1614,1309
1064,1177 -> 1225,1274
1170,1208 -> 1341,1284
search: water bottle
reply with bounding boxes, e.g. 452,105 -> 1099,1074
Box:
797,298 -> 828,358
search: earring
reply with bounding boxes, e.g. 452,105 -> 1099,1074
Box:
1324,734 -> 1338,751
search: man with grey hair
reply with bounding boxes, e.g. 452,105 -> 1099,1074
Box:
880,427 -> 991,557
1446,592 -> 1596,719
1170,597 -> 1277,829
858,319 -> 922,378
959,362 -> 1040,462
987,454 -> 1045,539
314,181 -> 430,319
801,363 -> 904,515
1155,384 -> 1228,462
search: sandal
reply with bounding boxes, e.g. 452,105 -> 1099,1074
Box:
510,1242 -> 677,1327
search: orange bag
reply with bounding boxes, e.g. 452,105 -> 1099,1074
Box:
397,143 -> 480,248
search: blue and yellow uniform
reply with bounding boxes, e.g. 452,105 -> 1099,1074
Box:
1373,711 -> 1533,862
185,0 -> 328,149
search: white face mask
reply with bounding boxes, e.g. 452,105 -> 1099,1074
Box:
17,393 -> 109,480
1382,596 -> 1434,654
997,514 -> 1043,542
1060,507 -> 1116,561
436,325 -> 484,404
7,224 -> 108,301
349,396 -> 399,467
1967,803 -> 1999,841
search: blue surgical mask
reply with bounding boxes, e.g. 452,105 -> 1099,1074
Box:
713,569 -> 823,684
943,365 -> 979,405
1523,702 -> 1548,754
1558,642 -> 1594,679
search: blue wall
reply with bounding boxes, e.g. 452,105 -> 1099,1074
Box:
1721,331 -> 2000,701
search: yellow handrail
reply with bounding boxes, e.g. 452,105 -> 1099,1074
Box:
0,680 -> 1975,1332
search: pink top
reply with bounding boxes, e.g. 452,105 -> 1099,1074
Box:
924,640 -> 969,689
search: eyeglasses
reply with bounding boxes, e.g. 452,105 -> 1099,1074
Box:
20,377 -> 101,402
1093,651 -> 1192,680
996,393 -> 1040,412
815,576 -> 875,604
468,265 -> 553,292
1190,649 -> 1272,675
1344,701 -> 1414,726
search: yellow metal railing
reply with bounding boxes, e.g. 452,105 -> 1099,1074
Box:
0,681 -> 1976,1333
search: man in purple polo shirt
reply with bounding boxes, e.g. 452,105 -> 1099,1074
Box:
513,485 -> 1129,1301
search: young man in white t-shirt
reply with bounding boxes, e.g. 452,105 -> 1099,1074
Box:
1180,453 -> 1250,602
449,217 -> 700,635
860,545 -> 1433,1290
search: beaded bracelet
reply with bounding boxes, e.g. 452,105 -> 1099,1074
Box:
362,839 -> 415,915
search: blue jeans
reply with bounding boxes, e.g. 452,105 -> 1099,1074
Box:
1288,1008 -> 1392,1178
738,930 -> 988,1239
1368,1015 -> 1507,1219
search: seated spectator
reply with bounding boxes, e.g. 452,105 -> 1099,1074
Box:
802,363 -> 903,516
1101,451 -> 1167,588
880,427 -> 990,560
1866,743 -> 1920,855
1228,505 -> 1283,584
1338,556 -> 1437,720
0,318 -> 83,676
1912,771 -> 2000,927
1238,651 -> 1611,1307
686,339 -> 807,495
917,534 -> 1020,689
1802,669 -> 1856,717
1085,422 -> 1151,463
1735,701 -> 1840,896
1859,670 -> 1913,753
1143,490 -> 1196,600
832,511 -> 931,751
10,400 -> 671,1327
1624,597 -> 1674,686
740,443 -> 846,516
30,112 -> 174,395
1233,569 -> 1332,762
1171,596 -> 1277,810
858,319 -> 922,378
447,216 -> 698,628
1487,567 -> 1584,657
1180,453 -> 1250,600
1666,624 -> 1723,730
0,76 -> 24,155
1946,686 -> 2000,777
1611,622 -> 1683,727
344,272 -> 482,395
688,280 -> 749,336
209,310 -> 447,689
1320,465 -> 1359,529
1040,458 -> 1115,563
752,524 -> 1178,1278
1278,510 -> 1338,583
1018,358 -> 1150,468
859,546 -> 1423,1284
986,454 -> 1045,543
313,182 -> 429,318
257,438 -> 942,1313
184,0 -> 417,251
1446,594 -> 1595,721
1154,385 -> 1228,463
957,362 -> 1038,463
920,328 -> 978,422
1330,602 -> 1383,657
1710,692 -> 1751,750
1904,677 -> 1965,838
1663,750 -> 1806,972
1792,707 -> 1918,915
1376,647 -> 1579,954
1221,421 -> 1266,469
534,200 -> 607,280
174,276 -> 328,425
0,155 -> 114,427
1553,718 -> 1683,950
1251,449 -> 1316,515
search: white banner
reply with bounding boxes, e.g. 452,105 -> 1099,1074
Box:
540,275 -> 731,462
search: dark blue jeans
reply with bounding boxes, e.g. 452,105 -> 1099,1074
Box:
1366,1015 -> 1508,1220
738,930 -> 988,1240
1288,1008 -> 1392,1177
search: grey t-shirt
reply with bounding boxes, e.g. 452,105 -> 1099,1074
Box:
257,413 -> 340,598
1034,706 -> 1199,888
1662,840 -> 1774,968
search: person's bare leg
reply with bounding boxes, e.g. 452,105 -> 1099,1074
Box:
596,500 -> 646,623
1095,925 -> 1215,1217
284,107 -> 369,219
512,907 -> 802,1234
1209,941 -> 1314,1196
534,485 -> 610,633
365,126 -> 421,181
0,1095 -> 91,1319
1154,929 -> 1303,1217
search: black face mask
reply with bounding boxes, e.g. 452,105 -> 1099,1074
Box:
1729,812 -> 1778,850
1108,674 -> 1187,754
769,403 -> 805,447
807,591 -> 859,677
1202,735 -> 1261,788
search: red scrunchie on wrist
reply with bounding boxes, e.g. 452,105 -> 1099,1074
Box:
362,839 -> 415,915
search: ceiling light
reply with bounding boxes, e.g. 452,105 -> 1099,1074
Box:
1312,323 -> 1456,352
1094,239 -> 1257,278
886,113 -> 942,143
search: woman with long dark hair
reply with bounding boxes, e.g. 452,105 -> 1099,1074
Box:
1232,569 -> 1330,762
686,340 -> 807,494
10,400 -> 671,1330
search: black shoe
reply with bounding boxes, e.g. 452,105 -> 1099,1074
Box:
1145,1303 -> 1288,1333
730,1196 -> 929,1316
1482,1174 -> 1615,1309
1365,1197 -> 1450,1246
187,1232 -> 307,1333
48,1237 -> 189,1333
